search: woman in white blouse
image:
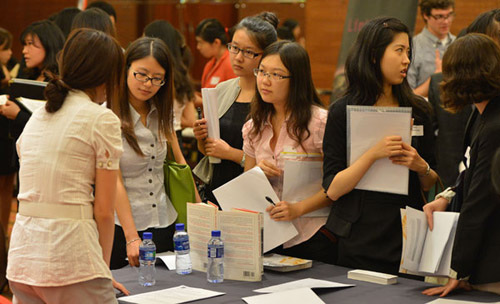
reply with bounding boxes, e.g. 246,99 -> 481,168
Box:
111,37 -> 194,269
7,28 -> 128,303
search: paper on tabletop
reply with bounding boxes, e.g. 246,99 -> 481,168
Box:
156,251 -> 176,270
213,167 -> 298,252
119,285 -> 225,304
253,278 -> 354,293
243,288 -> 325,304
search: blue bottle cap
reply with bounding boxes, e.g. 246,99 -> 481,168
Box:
143,232 -> 153,239
175,223 -> 185,231
211,230 -> 221,237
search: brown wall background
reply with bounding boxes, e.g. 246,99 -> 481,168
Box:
0,0 -> 498,90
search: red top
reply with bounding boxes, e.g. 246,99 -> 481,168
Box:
201,49 -> 236,88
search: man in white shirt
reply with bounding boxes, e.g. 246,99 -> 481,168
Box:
407,0 -> 456,97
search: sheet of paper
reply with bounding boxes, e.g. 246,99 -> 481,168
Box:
119,285 -> 225,304
16,97 -> 46,113
426,299 -> 500,304
253,278 -> 354,293
347,106 -> 412,195
419,211 -> 459,275
213,167 -> 298,252
0,95 -> 7,106
201,88 -> 220,164
282,160 -> 330,217
156,251 -> 176,270
402,206 -> 428,272
243,288 -> 325,304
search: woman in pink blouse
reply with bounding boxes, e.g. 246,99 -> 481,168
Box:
7,29 -> 128,303
242,41 -> 335,263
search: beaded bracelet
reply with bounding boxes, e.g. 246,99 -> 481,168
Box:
126,237 -> 141,246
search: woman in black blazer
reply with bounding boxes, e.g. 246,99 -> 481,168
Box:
423,33 -> 500,296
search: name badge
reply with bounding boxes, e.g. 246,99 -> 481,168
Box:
210,76 -> 220,85
411,125 -> 424,137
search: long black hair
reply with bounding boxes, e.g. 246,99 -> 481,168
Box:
113,37 -> 175,156
144,20 -> 194,102
344,17 -> 429,117
250,41 -> 323,149
20,20 -> 64,79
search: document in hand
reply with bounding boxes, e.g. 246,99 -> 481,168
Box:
213,167 -> 298,252
282,159 -> 330,217
399,206 -> 459,276
119,285 -> 225,304
15,97 -> 46,113
347,105 -> 412,195
187,202 -> 263,281
9,78 -> 47,100
201,88 -> 220,164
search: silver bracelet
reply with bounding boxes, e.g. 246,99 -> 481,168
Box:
126,237 -> 141,246
239,153 -> 246,168
419,162 -> 431,176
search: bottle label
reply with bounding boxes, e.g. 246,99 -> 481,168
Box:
208,245 -> 224,258
140,249 -> 156,261
174,237 -> 190,251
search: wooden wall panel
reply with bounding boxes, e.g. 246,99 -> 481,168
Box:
306,0 -> 500,92
237,2 -> 306,31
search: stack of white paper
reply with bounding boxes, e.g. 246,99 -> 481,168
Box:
347,106 -> 412,195
201,88 -> 220,164
400,206 -> 459,276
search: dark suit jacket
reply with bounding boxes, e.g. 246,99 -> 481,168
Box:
451,97 -> 500,284
428,73 -> 472,188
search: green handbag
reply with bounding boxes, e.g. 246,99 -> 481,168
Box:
164,145 -> 197,225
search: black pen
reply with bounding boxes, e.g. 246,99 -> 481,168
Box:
196,107 -> 202,119
265,196 -> 276,206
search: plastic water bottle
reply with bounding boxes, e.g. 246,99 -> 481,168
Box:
139,232 -> 156,286
207,230 -> 224,283
173,223 -> 192,275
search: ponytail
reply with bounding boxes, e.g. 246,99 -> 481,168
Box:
44,78 -> 70,113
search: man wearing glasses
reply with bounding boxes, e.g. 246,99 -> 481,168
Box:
408,0 -> 456,97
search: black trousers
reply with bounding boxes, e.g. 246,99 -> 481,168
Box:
110,224 -> 175,270
271,227 -> 338,265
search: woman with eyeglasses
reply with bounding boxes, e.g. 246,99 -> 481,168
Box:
242,41 -> 335,263
110,37 -> 189,269
193,12 -> 278,205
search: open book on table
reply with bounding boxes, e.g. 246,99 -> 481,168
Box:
399,206 -> 459,276
187,202 -> 263,282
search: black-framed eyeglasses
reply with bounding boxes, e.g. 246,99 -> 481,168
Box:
429,12 -> 455,21
133,71 -> 165,87
253,68 -> 292,81
227,43 -> 261,59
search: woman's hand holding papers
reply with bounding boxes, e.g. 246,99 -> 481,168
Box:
367,136 -> 403,161
0,99 -> 21,120
423,197 -> 449,231
193,118 -> 208,141
266,201 -> 302,221
389,142 -> 427,174
205,138 -> 230,158
257,159 -> 281,178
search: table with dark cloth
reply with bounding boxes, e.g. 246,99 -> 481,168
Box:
113,262 -> 500,303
